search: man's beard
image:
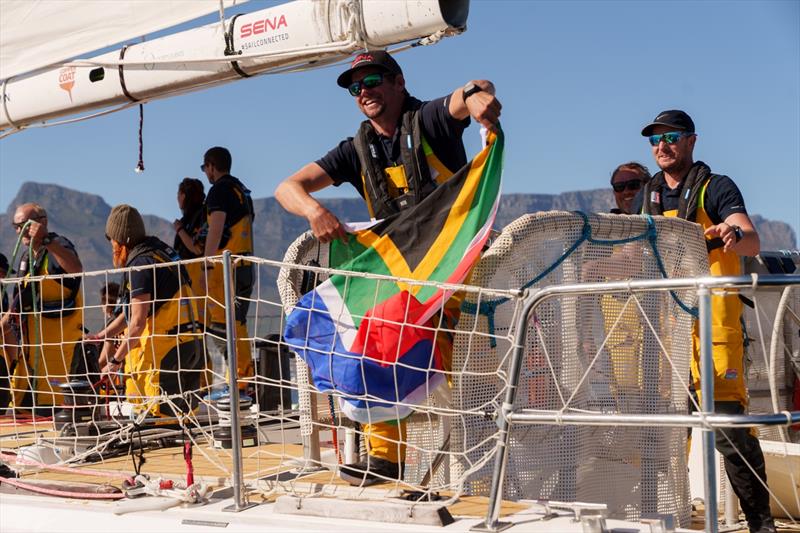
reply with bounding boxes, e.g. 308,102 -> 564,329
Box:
112,243 -> 129,268
361,101 -> 385,119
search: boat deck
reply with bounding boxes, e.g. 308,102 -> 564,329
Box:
0,419 -> 708,532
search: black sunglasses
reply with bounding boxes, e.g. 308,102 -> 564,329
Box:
12,215 -> 45,230
612,180 -> 644,193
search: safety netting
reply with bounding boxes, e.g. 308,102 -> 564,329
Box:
1,212 -> 797,526
449,211 -> 710,526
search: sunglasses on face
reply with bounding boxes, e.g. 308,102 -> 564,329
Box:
12,215 -> 45,231
347,72 -> 385,97
648,131 -> 693,146
612,179 -> 644,193
200,163 -> 207,172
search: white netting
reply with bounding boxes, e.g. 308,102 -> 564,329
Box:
1,218 -> 797,526
449,211 -> 710,526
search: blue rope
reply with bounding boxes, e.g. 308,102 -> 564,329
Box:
461,299 -> 506,348
461,212 -> 698,342
642,215 -> 699,318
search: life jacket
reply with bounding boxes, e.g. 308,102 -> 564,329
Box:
203,176 -> 255,256
353,96 -> 455,219
121,237 -> 196,333
641,162 -> 729,255
642,163 -> 743,343
174,206 -> 205,260
18,234 -> 82,317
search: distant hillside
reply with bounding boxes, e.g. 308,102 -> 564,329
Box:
1,182 -> 796,276
0,182 -> 174,274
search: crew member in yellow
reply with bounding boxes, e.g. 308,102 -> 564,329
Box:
172,178 -> 207,324
604,163 -> 651,397
96,205 -> 202,419
0,203 -> 84,411
634,110 -> 773,533
200,147 -> 255,391
275,50 -> 502,485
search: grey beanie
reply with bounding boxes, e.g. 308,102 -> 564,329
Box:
105,204 -> 146,246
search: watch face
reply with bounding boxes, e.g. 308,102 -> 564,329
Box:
463,82 -> 481,99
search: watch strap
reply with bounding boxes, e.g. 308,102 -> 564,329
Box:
462,82 -> 482,102
732,225 -> 743,242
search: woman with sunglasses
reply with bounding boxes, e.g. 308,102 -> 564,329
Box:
609,162 -> 650,215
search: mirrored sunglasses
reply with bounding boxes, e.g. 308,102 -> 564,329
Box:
648,131 -> 693,146
347,72 -> 385,97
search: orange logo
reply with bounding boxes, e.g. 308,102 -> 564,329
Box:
58,67 -> 76,101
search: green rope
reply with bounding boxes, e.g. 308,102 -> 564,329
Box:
27,235 -> 43,409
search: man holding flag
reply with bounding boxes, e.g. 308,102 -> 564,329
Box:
275,50 -> 502,485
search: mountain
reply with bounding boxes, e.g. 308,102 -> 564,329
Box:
0,182 -> 174,275
1,182 -> 796,276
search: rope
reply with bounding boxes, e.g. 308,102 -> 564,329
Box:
0,476 -> 125,500
183,438 -> 194,486
327,394 -> 343,464
129,425 -> 146,476
0,451 -> 134,484
134,104 -> 144,174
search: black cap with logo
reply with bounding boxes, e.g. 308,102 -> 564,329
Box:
641,110 -> 696,136
337,50 -> 403,88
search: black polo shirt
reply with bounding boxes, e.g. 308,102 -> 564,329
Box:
316,95 -> 471,197
632,174 -> 747,225
206,175 -> 251,226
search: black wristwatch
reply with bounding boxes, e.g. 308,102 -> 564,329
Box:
731,225 -> 744,243
462,82 -> 483,103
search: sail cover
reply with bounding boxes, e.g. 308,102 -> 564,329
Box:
0,0 -> 246,80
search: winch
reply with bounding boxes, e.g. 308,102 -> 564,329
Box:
54,379 -> 99,435
212,394 -> 258,449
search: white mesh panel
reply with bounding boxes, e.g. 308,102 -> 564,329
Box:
451,211 -> 710,526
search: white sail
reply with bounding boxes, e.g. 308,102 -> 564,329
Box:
0,0 -> 246,81
0,0 -> 468,132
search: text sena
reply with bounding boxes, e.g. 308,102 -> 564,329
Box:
240,15 -> 288,38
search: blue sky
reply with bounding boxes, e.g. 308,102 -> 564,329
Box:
1,0 -> 798,244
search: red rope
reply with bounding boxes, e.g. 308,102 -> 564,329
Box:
183,441 -> 194,486
135,103 -> 145,173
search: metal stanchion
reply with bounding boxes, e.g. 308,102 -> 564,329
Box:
472,291 -> 539,533
221,252 -> 257,512
698,286 -> 718,533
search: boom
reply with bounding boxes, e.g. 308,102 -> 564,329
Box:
0,0 -> 468,132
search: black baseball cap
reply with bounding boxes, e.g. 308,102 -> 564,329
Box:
336,50 -> 403,88
641,110 -> 696,136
